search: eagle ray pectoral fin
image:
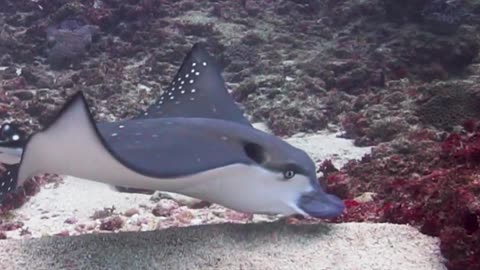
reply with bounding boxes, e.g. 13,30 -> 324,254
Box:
16,91 -> 124,190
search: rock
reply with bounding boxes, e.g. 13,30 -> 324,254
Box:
90,207 -> 116,220
150,191 -> 202,207
9,90 -> 34,100
188,201 -> 212,209
152,203 -> 174,217
64,217 -> 78,224
46,20 -> 100,69
173,209 -> 195,224
243,0 -> 262,16
123,208 -> 139,217
417,81 -> 480,130
99,216 -> 124,231
21,68 -> 55,88
422,0 -> 467,35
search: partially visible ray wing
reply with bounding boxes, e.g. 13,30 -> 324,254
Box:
135,43 -> 252,126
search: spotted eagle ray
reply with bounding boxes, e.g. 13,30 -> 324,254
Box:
0,43 -> 344,218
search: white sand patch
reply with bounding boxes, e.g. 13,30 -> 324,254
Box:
0,222 -> 446,270
287,131 -> 371,169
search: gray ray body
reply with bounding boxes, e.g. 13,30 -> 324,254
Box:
0,43 -> 345,219
96,43 -> 255,179
98,118 -> 259,178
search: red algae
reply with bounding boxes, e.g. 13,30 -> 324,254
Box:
99,216 -> 124,231
0,174 -> 63,216
322,128 -> 480,270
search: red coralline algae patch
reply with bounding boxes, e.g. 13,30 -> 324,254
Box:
0,174 -> 63,216
99,216 -> 124,231
321,128 -> 480,270
442,131 -> 480,164
0,221 -> 24,239
0,221 -> 23,231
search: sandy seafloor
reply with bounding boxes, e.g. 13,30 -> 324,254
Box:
0,125 -> 447,270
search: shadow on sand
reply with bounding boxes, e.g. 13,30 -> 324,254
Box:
1,221 -> 334,270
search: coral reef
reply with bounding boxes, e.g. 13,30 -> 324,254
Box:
0,0 -> 480,269
319,126 -> 480,270
417,80 -> 480,130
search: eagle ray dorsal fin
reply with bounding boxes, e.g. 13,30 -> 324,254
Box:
137,43 -> 251,126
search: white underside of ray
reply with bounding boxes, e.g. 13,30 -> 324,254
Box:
16,95 -> 312,215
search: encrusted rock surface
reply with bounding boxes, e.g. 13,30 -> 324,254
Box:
1,1 -> 480,269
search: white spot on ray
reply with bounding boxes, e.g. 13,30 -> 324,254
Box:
3,125 -> 10,131
12,134 -> 20,141
185,74 -> 189,78
180,81 -> 185,85
191,89 -> 196,93
119,125 -> 125,129
179,86 -> 182,89
190,97 -> 195,101
7,187 -> 10,191
144,112 -> 149,116
195,72 -> 200,76
111,133 -> 118,137
7,171 -> 10,175
170,96 -> 174,100
1,182 -> 4,187
192,62 -> 197,67
189,80 -> 194,84
202,62 -> 207,66
9,178 -> 12,183
168,92 -> 172,96
181,90 -> 185,94
191,69 -> 195,73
